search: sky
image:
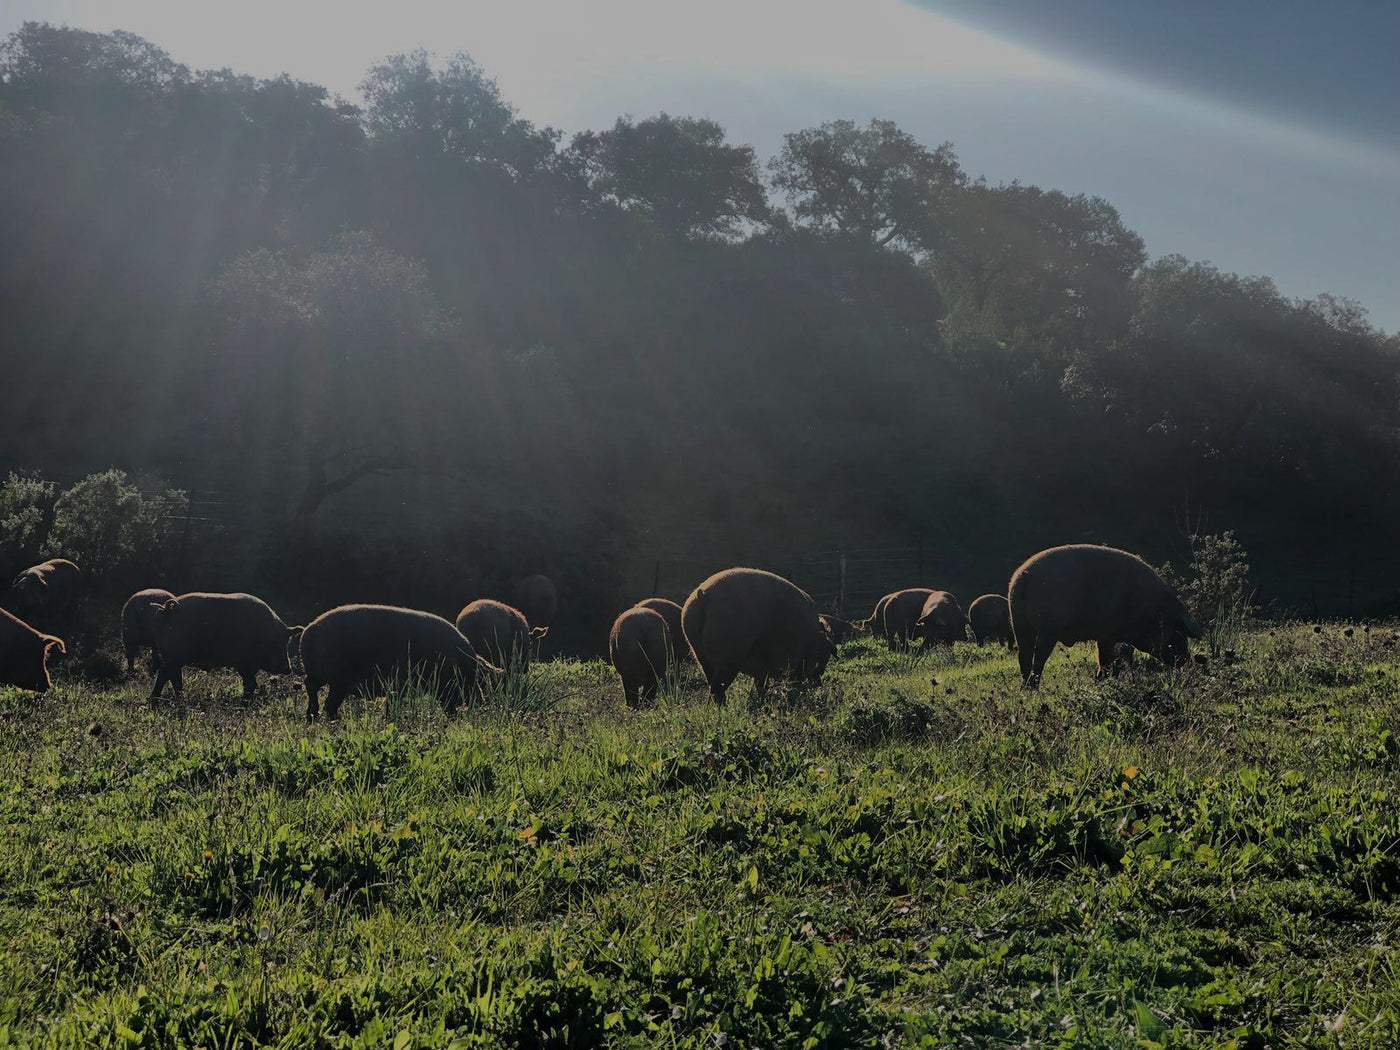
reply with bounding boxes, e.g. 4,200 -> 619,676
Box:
4,0 -> 1397,332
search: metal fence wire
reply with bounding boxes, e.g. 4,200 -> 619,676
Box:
160,483 -> 1400,622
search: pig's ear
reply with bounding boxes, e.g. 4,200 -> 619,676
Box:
44,636 -> 66,655
530,626 -> 549,639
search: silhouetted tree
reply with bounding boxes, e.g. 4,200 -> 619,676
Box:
931,182 -> 1146,374
360,50 -> 559,179
570,113 -> 768,239
769,118 -> 963,250
3,22 -> 1400,632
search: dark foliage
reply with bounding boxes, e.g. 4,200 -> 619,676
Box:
2,23 -> 1397,649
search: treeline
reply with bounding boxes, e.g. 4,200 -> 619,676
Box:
1,23 -> 1397,641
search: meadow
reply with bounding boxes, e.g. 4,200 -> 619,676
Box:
3,624 -> 1400,1048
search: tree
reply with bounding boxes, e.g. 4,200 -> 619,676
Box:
0,21 -> 188,116
930,182 -> 1146,371
768,118 -> 962,250
201,230 -> 493,513
569,114 -> 769,238
295,446 -> 405,518
205,231 -> 459,451
1063,256 -> 1400,513
359,50 -> 559,179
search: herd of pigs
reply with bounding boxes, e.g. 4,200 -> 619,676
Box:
0,543 -> 1204,717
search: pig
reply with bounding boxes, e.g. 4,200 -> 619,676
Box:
150,592 -> 303,701
300,604 -> 495,721
818,614 -> 858,645
635,597 -> 686,666
454,599 -> 544,672
120,588 -> 175,673
859,593 -> 894,639
681,567 -> 834,705
635,597 -> 687,665
1009,544 -> 1203,688
11,558 -> 82,634
0,607 -> 65,693
915,591 -> 968,646
878,588 -> 934,651
510,575 -> 558,629
967,594 -> 1015,648
609,606 -> 671,708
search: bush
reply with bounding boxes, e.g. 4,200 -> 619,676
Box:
1162,531 -> 1254,654
40,469 -> 186,584
0,471 -> 57,570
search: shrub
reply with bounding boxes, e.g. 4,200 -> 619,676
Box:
0,471 -> 57,570
1162,530 -> 1254,654
40,469 -> 186,584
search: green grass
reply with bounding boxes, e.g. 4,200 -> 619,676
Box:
3,624 -> 1400,1047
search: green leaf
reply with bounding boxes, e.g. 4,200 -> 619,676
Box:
1133,1000 -> 1167,1041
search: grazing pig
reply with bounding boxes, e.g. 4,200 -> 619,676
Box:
636,597 -> 686,666
967,594 -> 1015,648
878,588 -> 934,651
120,588 -> 175,673
915,591 -> 968,647
11,558 -> 82,634
681,567 -> 834,705
819,614 -> 858,645
609,606 -> 671,708
1009,544 -> 1203,688
301,604 -> 495,721
0,607 -> 65,693
859,593 -> 894,639
454,599 -> 542,672
151,592 -> 303,701
510,574 -> 558,629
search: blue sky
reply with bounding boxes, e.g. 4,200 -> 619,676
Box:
5,0 -> 1396,331
918,1 -> 1400,152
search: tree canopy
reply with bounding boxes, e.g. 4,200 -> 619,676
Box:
769,118 -> 964,250
569,113 -> 768,239
3,22 -> 1398,638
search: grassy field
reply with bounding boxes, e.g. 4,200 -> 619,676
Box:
3,624 -> 1400,1047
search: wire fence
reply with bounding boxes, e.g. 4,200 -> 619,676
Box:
584,543 -> 1400,623
639,545 -> 961,618
40,467 -> 1399,624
